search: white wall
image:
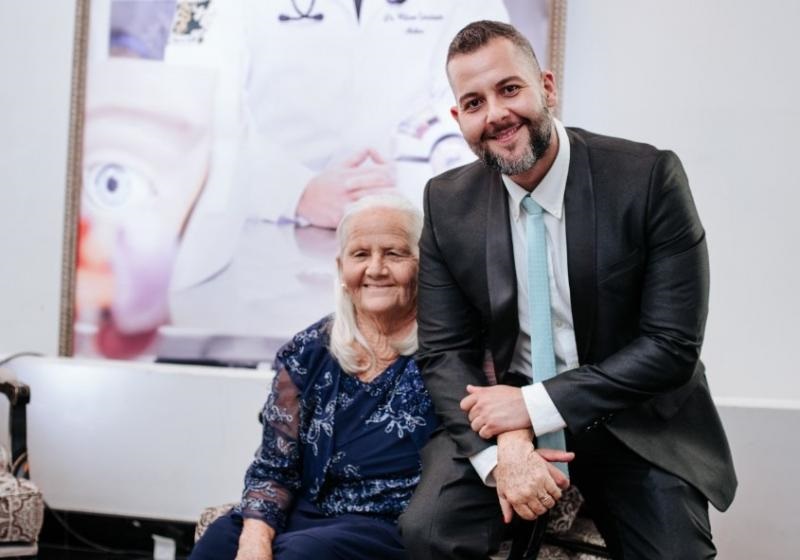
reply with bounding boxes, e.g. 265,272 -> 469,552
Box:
562,4 -> 800,556
0,0 -> 74,356
562,0 -> 800,402
0,1 -> 798,557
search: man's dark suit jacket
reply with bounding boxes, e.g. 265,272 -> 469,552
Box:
416,127 -> 737,511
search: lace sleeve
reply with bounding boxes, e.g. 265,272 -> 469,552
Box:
237,367 -> 302,533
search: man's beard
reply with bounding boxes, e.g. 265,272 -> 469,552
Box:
473,109 -> 553,176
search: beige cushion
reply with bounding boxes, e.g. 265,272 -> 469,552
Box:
539,517 -> 608,559
545,485 -> 584,534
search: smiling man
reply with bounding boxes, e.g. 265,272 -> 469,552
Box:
400,21 -> 737,560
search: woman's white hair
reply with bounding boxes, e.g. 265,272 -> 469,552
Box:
329,194 -> 423,375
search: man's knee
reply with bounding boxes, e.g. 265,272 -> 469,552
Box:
401,487 -> 504,560
401,432 -> 504,559
398,496 -> 434,555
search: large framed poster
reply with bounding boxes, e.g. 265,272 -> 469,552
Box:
61,0 -> 567,365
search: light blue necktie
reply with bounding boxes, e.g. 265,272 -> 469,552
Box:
521,195 -> 568,476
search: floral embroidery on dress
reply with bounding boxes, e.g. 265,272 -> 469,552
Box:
302,370 -> 335,456
277,322 -> 324,378
366,361 -> 433,438
262,396 -> 293,425
328,451 -> 361,479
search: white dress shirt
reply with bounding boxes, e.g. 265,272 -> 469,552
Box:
470,119 -> 580,485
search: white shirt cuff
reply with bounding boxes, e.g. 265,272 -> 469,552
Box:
521,382 -> 567,437
469,445 -> 498,487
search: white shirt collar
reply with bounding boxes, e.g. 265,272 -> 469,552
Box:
502,118 -> 571,222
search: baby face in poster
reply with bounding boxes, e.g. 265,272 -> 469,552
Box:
77,59 -> 214,358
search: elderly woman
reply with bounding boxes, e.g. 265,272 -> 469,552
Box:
190,194 -> 438,560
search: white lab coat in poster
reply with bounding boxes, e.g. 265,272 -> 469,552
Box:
167,0 -> 511,296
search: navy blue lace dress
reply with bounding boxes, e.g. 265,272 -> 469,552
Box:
191,316 -> 438,560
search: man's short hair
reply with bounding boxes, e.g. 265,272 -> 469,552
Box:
446,20 -> 540,71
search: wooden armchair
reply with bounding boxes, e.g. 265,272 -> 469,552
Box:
0,370 -> 44,557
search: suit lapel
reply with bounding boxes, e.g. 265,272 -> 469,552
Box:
485,170 -> 518,379
564,129 -> 596,363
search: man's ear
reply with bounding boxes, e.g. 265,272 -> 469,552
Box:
450,105 -> 460,122
541,70 -> 559,109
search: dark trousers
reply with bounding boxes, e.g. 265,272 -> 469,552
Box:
190,498 -> 406,560
401,428 -> 716,560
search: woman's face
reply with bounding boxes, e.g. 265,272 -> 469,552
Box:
339,208 -> 418,321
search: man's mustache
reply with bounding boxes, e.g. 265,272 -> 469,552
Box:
481,118 -> 531,142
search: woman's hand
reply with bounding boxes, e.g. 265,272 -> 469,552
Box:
234,519 -> 276,560
494,430 -> 573,523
